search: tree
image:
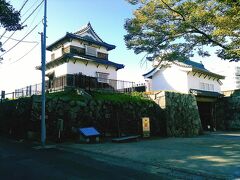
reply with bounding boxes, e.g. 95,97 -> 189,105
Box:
124,0 -> 240,62
0,0 -> 23,55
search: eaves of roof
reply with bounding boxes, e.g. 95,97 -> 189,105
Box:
142,67 -> 157,79
36,53 -> 124,71
190,89 -> 224,98
192,67 -> 225,79
46,33 -> 116,51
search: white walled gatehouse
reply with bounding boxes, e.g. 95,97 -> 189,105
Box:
143,60 -> 224,94
144,60 -> 225,131
37,22 -> 124,89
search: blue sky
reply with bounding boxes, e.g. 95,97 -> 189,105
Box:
0,0 -> 149,92
0,0 -> 229,92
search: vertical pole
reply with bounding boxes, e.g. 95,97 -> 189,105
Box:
41,0 -> 47,147
29,85 -> 32,96
41,32 -> 46,146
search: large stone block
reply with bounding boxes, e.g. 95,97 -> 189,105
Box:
155,91 -> 202,137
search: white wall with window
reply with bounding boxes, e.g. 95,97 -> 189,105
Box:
67,61 -> 117,79
86,46 -> 97,57
50,40 -> 109,60
145,63 -> 222,93
199,82 -> 214,91
187,72 -> 221,92
70,39 -> 108,55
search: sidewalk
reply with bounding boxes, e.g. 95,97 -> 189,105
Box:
58,132 -> 240,179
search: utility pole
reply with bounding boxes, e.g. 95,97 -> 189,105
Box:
41,0 -> 47,147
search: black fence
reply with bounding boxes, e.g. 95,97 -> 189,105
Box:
1,74 -> 146,99
1,83 -> 42,100
47,74 -> 144,93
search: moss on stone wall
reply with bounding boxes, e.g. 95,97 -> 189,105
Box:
216,96 -> 240,130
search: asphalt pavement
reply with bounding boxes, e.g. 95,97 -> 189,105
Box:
0,137 -> 165,180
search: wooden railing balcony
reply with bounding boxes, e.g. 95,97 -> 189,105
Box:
51,46 -> 109,61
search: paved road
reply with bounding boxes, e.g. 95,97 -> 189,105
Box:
0,137 -> 164,180
59,132 -> 240,179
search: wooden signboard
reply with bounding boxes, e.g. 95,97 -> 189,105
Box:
142,117 -> 150,137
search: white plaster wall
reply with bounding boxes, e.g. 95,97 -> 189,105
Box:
66,61 -> 117,79
46,63 -> 68,77
145,79 -> 152,92
151,66 -> 189,93
70,40 -> 85,48
98,46 -> 108,54
187,72 -> 221,92
64,42 -> 71,48
53,48 -> 63,59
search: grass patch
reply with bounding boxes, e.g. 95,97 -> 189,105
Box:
91,91 -> 150,103
46,90 -> 84,101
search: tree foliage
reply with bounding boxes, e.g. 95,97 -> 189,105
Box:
0,0 -> 23,54
0,0 -> 23,31
125,0 -> 240,62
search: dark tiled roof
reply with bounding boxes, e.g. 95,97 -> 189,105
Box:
183,60 -> 224,79
142,67 -> 157,78
189,89 -> 224,97
46,33 -> 116,51
184,60 -> 205,69
37,53 -> 124,71
74,22 -> 104,42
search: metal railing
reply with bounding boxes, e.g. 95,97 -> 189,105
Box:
46,74 -> 145,93
2,74 -> 146,99
2,83 -> 42,99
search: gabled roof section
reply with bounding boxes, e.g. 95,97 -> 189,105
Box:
74,22 -> 103,43
143,60 -> 225,79
46,22 -> 116,51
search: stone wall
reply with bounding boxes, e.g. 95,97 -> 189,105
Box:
0,98 -> 32,138
0,90 -> 166,140
153,91 -> 202,137
0,89 -> 206,139
216,96 -> 240,130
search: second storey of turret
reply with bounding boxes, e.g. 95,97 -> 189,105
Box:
47,23 -> 115,61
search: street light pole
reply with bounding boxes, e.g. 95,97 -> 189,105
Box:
41,0 -> 47,147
